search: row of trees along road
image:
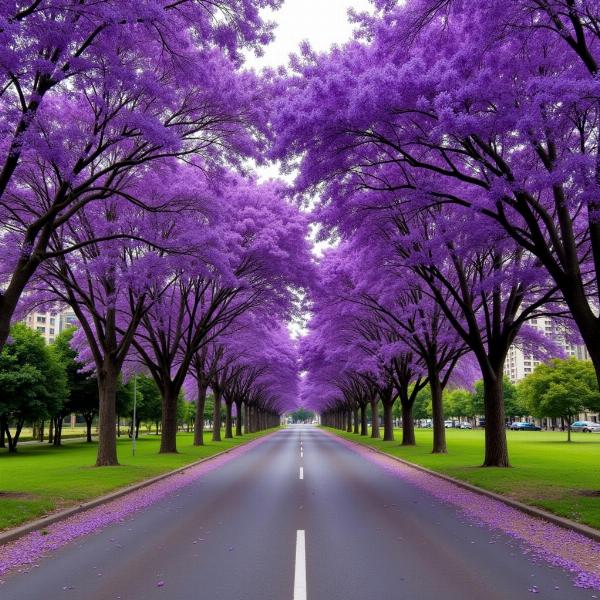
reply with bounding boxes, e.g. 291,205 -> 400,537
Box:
0,325 -> 160,452
322,356 -> 600,445
5,1 -> 600,469
0,2 -> 310,465
0,322 -> 267,453
272,0 -> 600,466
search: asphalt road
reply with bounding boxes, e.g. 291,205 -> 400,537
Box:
1,426 -> 596,599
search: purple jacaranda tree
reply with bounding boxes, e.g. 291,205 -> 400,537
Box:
239,321 -> 300,431
269,0 -> 600,395
214,317 -> 296,438
187,341 -> 223,446
302,245 -> 405,440
131,176 -> 311,453
305,239 -> 466,451
27,165 -> 225,465
0,0 -> 279,350
354,275 -> 467,451
397,209 -> 562,465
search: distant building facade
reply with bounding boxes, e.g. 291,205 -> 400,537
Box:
24,308 -> 78,344
504,316 -> 597,425
504,317 -> 589,384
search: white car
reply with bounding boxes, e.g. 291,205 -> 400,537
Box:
570,421 -> 600,433
460,422 -> 473,429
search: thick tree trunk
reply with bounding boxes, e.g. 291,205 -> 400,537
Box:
0,243 -> 47,351
401,402 -> 416,446
429,373 -> 447,454
235,401 -> 243,436
247,405 -> 253,433
346,409 -> 353,433
482,372 -> 510,467
0,416 -> 6,448
382,399 -> 395,442
194,383 -> 207,446
38,420 -> 45,442
212,392 -> 222,442
48,418 -> 54,444
6,418 -> 24,452
85,417 -> 93,443
159,386 -> 178,454
53,416 -> 63,447
360,404 -> 368,436
370,396 -> 380,439
96,362 -> 119,466
244,404 -> 250,434
225,402 -> 233,439
0,304 -> 10,352
353,407 -> 359,434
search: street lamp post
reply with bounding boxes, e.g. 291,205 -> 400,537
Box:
132,376 -> 137,456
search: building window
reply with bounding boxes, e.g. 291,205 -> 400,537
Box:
50,318 -> 55,325
36,326 -> 45,333
36,316 -> 46,323
49,328 -> 54,335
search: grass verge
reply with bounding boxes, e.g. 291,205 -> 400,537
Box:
326,427 -> 600,530
0,429 -> 275,531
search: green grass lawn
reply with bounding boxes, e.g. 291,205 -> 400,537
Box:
327,427 -> 600,530
0,429 -> 275,531
8,425 -> 99,443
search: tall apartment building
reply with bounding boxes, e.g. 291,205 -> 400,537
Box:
24,308 -> 78,344
504,317 -> 589,383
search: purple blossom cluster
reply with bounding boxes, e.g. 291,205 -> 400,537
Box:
0,435 -> 270,580
330,432 -> 600,591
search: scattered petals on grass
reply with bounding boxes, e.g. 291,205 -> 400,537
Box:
0,436 -> 269,578
329,432 -> 600,591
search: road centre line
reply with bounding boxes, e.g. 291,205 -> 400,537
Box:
294,530 -> 307,600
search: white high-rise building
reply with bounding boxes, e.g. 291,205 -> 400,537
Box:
504,317 -> 589,383
24,308 -> 78,344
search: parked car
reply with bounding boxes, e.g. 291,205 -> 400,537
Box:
444,420 -> 454,428
510,422 -> 541,431
460,422 -> 473,429
570,421 -> 600,433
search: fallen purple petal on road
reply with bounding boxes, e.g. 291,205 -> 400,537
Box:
329,432 -> 600,591
0,436 -> 270,578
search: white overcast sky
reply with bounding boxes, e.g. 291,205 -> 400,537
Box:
247,0 -> 372,69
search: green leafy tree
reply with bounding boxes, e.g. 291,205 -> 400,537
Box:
289,408 -> 315,423
413,386 -> 432,421
518,358 -> 600,442
0,324 -> 66,451
444,389 -> 473,421
116,378 -> 135,437
182,400 -> 196,432
471,377 -> 526,420
203,394 -> 224,428
132,375 -> 162,438
52,328 -> 98,443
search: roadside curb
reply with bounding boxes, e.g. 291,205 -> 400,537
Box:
330,431 -> 600,544
0,431 -> 275,546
